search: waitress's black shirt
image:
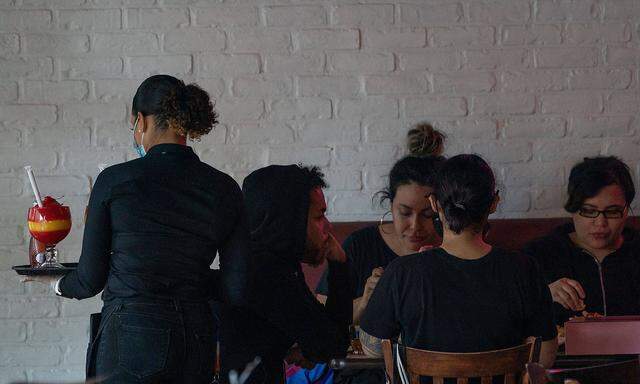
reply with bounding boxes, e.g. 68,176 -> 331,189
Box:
523,223 -> 640,325
59,144 -> 251,306
316,225 -> 398,299
360,247 -> 556,352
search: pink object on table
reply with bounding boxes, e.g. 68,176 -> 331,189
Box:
565,316 -> 640,355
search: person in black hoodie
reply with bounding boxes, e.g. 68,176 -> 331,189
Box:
222,164 -> 351,384
523,156 -> 640,325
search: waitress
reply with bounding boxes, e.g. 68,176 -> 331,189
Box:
26,74 -> 251,383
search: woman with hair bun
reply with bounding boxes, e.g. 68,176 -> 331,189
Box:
360,154 -> 557,371
25,75 -> 251,383
317,123 -> 446,325
311,124 -> 445,384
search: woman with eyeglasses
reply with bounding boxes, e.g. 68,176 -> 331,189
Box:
523,156 -> 639,325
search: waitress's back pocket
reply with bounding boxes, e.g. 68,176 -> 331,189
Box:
117,323 -> 171,379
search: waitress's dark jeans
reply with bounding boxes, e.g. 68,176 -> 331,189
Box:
93,299 -> 216,384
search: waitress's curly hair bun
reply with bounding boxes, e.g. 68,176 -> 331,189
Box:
159,84 -> 217,140
406,123 -> 445,157
132,75 -> 218,141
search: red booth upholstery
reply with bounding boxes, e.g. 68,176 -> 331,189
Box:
303,217 -> 640,291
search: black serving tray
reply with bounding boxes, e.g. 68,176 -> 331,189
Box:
12,263 -> 77,276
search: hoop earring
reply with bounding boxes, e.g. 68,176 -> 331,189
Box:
379,211 -> 393,234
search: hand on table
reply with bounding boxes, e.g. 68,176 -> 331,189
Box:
549,278 -> 586,311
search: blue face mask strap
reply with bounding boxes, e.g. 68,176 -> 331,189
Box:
132,116 -> 146,158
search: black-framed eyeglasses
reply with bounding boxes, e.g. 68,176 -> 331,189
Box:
578,207 -> 626,219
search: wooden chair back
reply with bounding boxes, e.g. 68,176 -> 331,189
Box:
382,339 -> 538,384
527,359 -> 640,384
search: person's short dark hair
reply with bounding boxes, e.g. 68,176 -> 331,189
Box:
132,74 -> 218,140
299,165 -> 328,190
377,123 -> 446,205
565,156 -> 635,213
435,154 -> 496,234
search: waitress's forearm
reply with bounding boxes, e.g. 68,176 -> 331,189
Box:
59,271 -> 103,299
61,174 -> 112,300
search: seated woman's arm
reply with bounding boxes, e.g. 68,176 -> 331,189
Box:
359,263 -> 401,357
359,327 -> 384,358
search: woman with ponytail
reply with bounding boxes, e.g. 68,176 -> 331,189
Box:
27,75 -> 251,383
360,154 -> 557,373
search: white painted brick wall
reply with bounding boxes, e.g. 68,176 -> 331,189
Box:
0,1 -> 639,381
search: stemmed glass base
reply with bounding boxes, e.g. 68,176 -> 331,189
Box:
38,246 -> 64,268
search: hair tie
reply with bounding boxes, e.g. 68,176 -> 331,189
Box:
453,202 -> 466,210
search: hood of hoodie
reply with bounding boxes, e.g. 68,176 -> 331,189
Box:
242,165 -> 312,268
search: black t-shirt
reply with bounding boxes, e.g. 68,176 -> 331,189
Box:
59,144 -> 250,305
316,225 -> 399,299
360,247 -> 556,354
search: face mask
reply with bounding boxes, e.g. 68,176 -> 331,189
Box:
132,116 -> 146,158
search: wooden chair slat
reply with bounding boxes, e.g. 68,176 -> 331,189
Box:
382,339 -> 537,384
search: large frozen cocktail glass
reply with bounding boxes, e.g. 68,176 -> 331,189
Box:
27,196 -> 71,268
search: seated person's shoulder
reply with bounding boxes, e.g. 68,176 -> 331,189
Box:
342,225 -> 383,257
523,232 -> 558,251
344,225 -> 380,245
492,248 -> 546,281
623,226 -> 640,248
383,249 -> 427,274
522,223 -> 574,257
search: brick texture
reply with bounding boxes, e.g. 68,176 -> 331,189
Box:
0,1 -> 639,380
